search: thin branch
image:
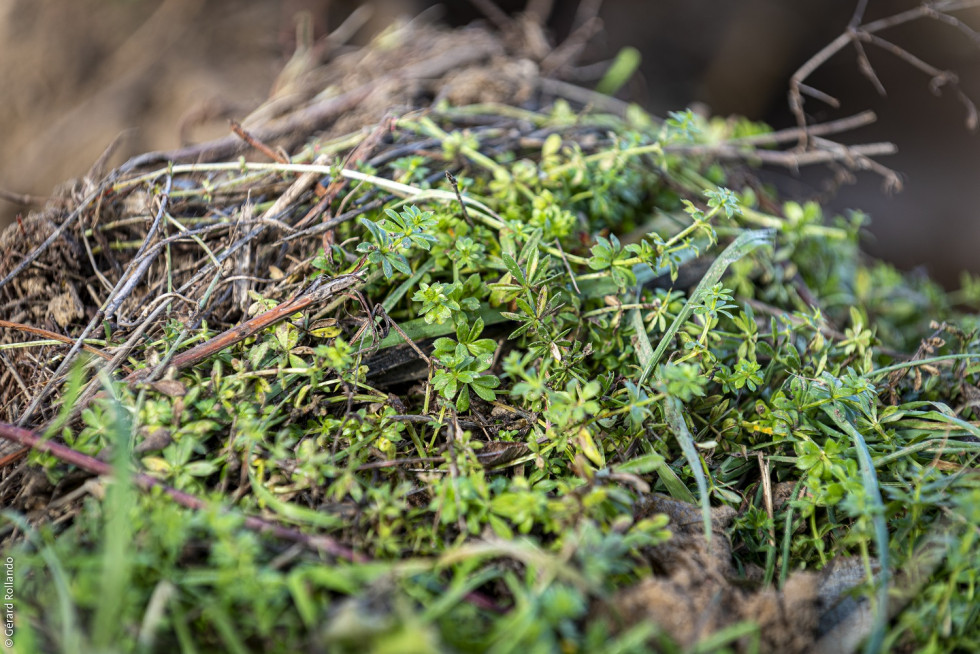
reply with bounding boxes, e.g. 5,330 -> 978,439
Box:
853,38 -> 887,96
445,171 -> 474,227
789,0 -> 980,136
0,420 -> 364,561
665,139 -> 897,168
0,319 -> 118,365
927,6 -> 980,47
848,0 -> 870,29
467,0 -> 514,33
731,110 -> 878,146
0,187 -> 60,207
540,16 -> 603,74
124,271 -> 363,384
230,119 -> 290,164
379,307 -> 433,367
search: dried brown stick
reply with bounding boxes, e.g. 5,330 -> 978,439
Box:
119,38 -> 500,173
540,16 -> 603,75
468,0 -> 514,33
539,77 -> 632,116
125,271 -> 363,383
445,171 -> 474,227
0,420 -> 364,561
0,187 -> 60,207
0,319 -> 120,365
926,5 -> 980,46
859,31 -> 978,130
665,140 -> 897,167
230,119 -> 290,164
378,307 -> 433,367
104,174 -> 173,320
725,111 -> 878,146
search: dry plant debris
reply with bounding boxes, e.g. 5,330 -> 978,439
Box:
1,8 -> 980,654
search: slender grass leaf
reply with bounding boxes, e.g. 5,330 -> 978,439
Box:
638,229 -> 774,386
865,353 -> 980,380
596,47 -> 641,96
248,466 -> 343,530
94,372 -> 135,650
2,513 -> 82,654
43,359 -> 89,440
631,305 -> 654,368
618,451 -> 696,503
664,396 -> 712,541
824,401 -> 890,654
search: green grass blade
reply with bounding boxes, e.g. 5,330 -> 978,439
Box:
618,451 -> 695,503
638,229 -> 774,386
825,401 -> 890,654
94,372 -> 136,650
866,353 -> 980,380
630,304 -> 654,368
248,464 -> 343,530
596,47 -> 642,96
2,513 -> 82,654
42,359 -> 89,440
664,396 -> 712,541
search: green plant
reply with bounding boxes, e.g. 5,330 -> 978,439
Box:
4,77 -> 980,654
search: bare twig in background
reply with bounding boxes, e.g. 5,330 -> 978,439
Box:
229,119 -> 290,164
790,0 -> 980,138
0,187 -> 58,207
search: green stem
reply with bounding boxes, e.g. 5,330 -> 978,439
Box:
548,143 -> 664,177
867,353 -> 980,379
580,302 -> 661,319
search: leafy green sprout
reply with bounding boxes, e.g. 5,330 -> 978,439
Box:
431,319 -> 500,411
412,281 -> 479,325
664,108 -> 702,142
582,187 -> 742,289
357,205 -> 438,278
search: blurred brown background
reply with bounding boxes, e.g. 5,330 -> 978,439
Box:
2,0 -> 978,286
